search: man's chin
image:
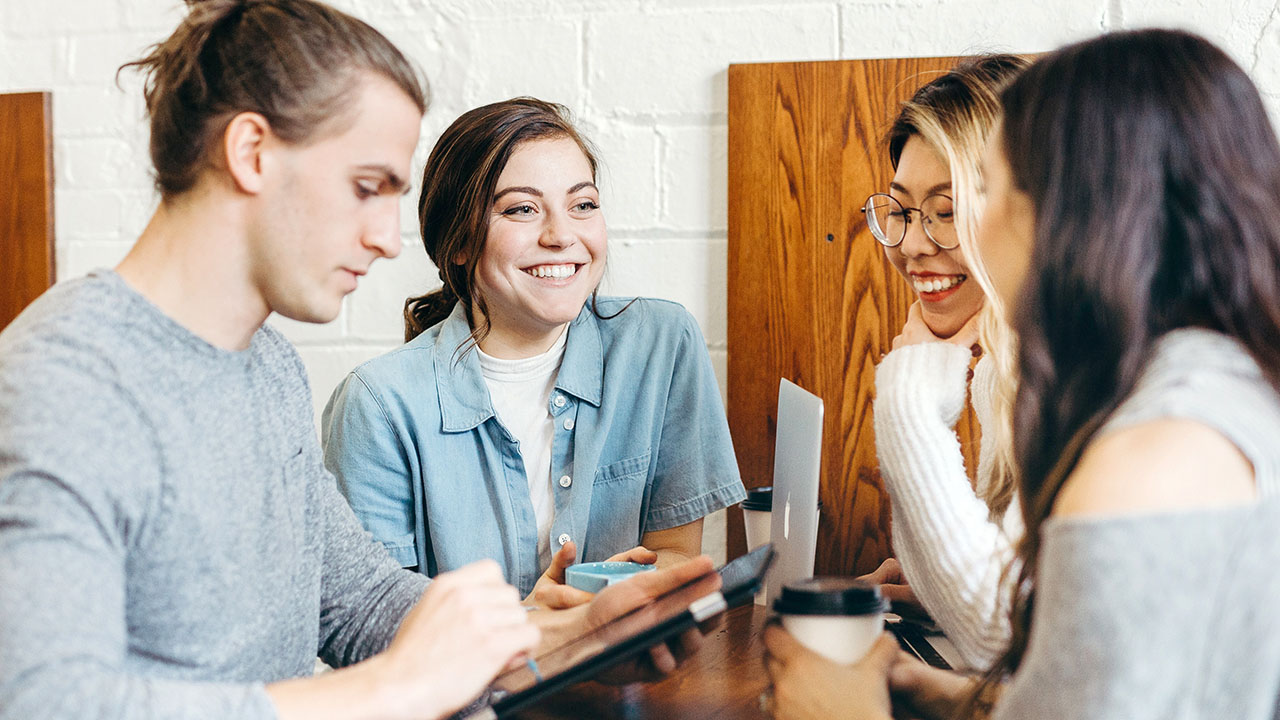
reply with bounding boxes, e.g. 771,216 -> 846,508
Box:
273,298 -> 343,326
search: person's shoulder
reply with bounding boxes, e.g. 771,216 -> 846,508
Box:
1054,418 -> 1256,519
344,330 -> 445,396
0,274 -> 135,381
589,296 -> 699,337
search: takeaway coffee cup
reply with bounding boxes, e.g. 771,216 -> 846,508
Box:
773,578 -> 886,664
740,486 -> 823,551
741,486 -> 774,552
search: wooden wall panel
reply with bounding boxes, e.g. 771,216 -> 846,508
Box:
1,92 -> 55,331
727,58 -> 980,577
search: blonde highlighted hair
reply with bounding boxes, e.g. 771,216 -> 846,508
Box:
886,54 -> 1029,520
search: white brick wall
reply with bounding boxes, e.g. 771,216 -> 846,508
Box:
5,0 -> 1280,564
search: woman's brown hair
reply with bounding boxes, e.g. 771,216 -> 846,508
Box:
970,29 -> 1280,712
120,0 -> 426,200
404,97 -> 601,346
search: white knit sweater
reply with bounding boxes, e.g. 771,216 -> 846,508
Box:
873,342 -> 1021,670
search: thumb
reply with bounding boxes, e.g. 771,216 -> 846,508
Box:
546,541 -> 577,583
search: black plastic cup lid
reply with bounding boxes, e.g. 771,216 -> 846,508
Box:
772,577 -> 886,616
741,486 -> 823,512
741,486 -> 773,511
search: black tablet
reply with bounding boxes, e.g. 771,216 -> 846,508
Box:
461,544 -> 775,719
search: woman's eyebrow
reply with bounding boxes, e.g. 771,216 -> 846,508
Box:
890,180 -> 953,197
494,185 -> 542,201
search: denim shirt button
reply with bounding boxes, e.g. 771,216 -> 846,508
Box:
558,533 -> 571,546
553,394 -> 567,408
563,418 -> 575,431
559,474 -> 572,488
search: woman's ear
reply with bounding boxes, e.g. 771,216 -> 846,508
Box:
223,111 -> 272,195
452,253 -> 468,266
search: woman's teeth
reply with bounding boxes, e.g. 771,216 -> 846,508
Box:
913,274 -> 965,293
525,264 -> 576,279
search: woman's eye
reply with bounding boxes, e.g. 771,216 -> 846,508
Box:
574,200 -> 600,212
503,204 -> 536,216
355,182 -> 379,199
935,211 -> 955,222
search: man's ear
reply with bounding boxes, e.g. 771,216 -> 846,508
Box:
223,111 -> 272,195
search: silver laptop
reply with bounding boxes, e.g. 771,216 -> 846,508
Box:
765,378 -> 824,606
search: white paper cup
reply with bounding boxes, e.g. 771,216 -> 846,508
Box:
773,578 -> 886,664
743,508 -> 772,551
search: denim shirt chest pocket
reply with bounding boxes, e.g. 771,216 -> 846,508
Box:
583,449 -> 651,557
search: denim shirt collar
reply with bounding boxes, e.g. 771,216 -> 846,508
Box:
434,301 -> 603,432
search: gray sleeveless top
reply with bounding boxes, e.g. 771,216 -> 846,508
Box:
995,329 -> 1280,720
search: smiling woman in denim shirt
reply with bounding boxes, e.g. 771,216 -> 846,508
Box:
321,97 -> 745,606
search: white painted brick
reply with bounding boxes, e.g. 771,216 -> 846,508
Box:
56,137 -> 144,190
838,0 -> 1106,58
56,241 -> 131,282
295,345 -> 396,425
54,189 -> 123,238
659,124 -> 727,232
119,190 -> 160,239
346,243 -> 440,343
432,0 -> 645,16
585,120 -> 659,231
8,0 -> 123,36
1122,0 -> 1277,72
599,238 -> 727,346
462,18 -> 584,111
121,0 -> 186,34
0,37 -> 59,89
588,7 -> 838,116
51,85 -> 144,138
708,347 -> 728,405
65,33 -> 157,86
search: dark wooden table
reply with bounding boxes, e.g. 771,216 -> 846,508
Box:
515,603 -> 772,719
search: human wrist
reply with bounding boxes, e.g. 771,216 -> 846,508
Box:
350,653 -> 412,720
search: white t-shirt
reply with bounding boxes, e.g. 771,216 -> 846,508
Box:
477,329 -> 568,571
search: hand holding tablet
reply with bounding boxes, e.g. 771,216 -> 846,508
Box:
467,545 -> 775,719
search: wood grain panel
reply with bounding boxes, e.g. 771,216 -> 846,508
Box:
1,92 -> 55,331
728,58 -> 979,577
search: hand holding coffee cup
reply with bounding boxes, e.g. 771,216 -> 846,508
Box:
772,577 -> 887,664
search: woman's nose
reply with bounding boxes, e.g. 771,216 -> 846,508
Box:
897,216 -> 938,258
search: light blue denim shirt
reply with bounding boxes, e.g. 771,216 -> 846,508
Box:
321,297 -> 745,596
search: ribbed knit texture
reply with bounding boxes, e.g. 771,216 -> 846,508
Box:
874,343 -> 1019,670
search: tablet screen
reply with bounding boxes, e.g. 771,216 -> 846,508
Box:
488,544 -> 774,704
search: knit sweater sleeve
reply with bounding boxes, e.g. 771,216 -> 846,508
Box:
873,343 -> 1019,669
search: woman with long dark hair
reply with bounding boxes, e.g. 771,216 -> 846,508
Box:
322,98 -> 745,606
765,29 -> 1280,720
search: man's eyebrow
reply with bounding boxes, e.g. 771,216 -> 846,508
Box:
494,186 -> 543,201
356,164 -> 410,195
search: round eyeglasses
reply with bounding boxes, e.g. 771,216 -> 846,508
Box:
861,193 -> 959,250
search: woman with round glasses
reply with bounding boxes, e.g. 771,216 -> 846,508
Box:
858,54 -> 1028,670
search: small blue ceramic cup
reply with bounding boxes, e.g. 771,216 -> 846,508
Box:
564,561 -> 657,593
